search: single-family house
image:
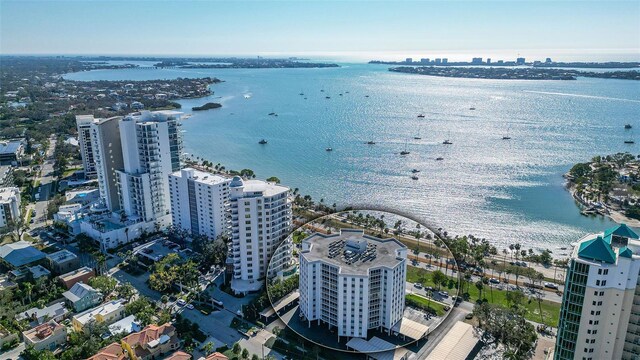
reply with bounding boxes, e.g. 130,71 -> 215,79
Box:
22,320 -> 67,351
62,282 -> 103,312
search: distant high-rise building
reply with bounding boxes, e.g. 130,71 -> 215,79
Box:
228,176 -> 291,294
516,57 -> 526,65
546,58 -> 553,63
90,116 -> 124,212
435,58 -> 442,65
405,58 -> 413,64
76,115 -> 98,179
471,57 -> 483,64
554,224 -> 640,360
420,58 -> 429,64
117,110 -> 183,226
442,58 -> 448,64
486,58 -> 491,64
169,168 -> 231,240
0,187 -> 20,228
299,229 -> 408,339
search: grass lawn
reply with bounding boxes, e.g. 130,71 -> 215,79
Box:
62,167 -> 82,178
407,265 -> 560,327
406,293 -> 447,316
223,350 -> 241,360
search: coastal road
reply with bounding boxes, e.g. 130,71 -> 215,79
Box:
412,262 -> 564,304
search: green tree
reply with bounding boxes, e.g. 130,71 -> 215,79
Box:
431,270 -> 447,291
89,275 -> 117,294
125,297 -> 156,326
266,176 -> 280,184
232,342 -> 241,354
21,346 -> 56,360
473,302 -> 537,359
116,282 -> 136,301
203,341 -> 214,355
475,280 -> 484,300
242,348 -> 249,359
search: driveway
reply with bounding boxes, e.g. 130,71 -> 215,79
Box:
206,276 -> 257,315
180,306 -> 243,347
238,329 -> 284,360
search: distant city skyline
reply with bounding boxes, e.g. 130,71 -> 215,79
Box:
1,1 -> 639,61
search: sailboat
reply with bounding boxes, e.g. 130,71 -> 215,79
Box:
411,175 -> 419,180
400,141 -> 410,155
326,142 -> 333,151
502,125 -> 512,140
366,141 -> 376,145
442,131 -> 453,145
414,125 -> 423,140
258,139 -> 268,145
625,124 -> 632,129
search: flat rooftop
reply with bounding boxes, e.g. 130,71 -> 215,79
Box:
230,176 -> 289,197
426,321 -> 478,360
59,266 -> 94,281
0,141 -> 23,155
172,168 -> 229,186
301,229 -> 406,276
46,249 -> 78,264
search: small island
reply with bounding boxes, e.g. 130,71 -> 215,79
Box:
565,153 -> 640,226
192,102 -> 222,111
152,57 -> 339,69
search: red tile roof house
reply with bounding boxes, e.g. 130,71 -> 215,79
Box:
88,323 -> 184,360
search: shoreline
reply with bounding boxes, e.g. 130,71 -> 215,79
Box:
564,178 -> 640,228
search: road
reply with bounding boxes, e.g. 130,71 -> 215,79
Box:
0,341 -> 25,360
29,135 -> 57,230
411,258 -> 564,304
406,283 -> 454,306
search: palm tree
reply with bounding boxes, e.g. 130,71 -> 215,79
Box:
475,280 -> 484,301
535,272 -> 546,324
24,282 -> 33,304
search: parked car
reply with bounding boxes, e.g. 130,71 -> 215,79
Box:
413,283 -> 423,289
438,291 -> 449,298
176,299 -> 186,307
186,304 -> 194,310
544,282 -> 559,289
489,278 -> 500,284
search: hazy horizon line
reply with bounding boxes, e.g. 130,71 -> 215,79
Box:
2,48 -> 639,63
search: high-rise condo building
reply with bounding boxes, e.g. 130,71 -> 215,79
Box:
228,176 -> 291,294
117,110 -> 183,226
554,224 -> 640,360
90,116 -> 123,212
169,168 -> 231,239
0,187 -> 21,228
299,229 -> 407,339
80,111 -> 183,250
76,115 -> 98,178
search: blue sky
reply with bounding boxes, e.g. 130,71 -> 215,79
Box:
1,1 -> 639,60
